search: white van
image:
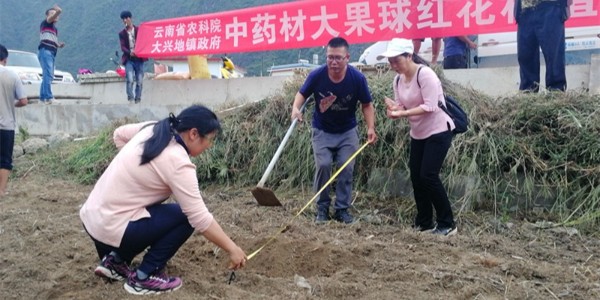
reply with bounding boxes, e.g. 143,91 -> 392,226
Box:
358,26 -> 600,68
477,25 -> 600,67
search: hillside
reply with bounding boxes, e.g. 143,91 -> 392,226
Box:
0,0 -> 369,76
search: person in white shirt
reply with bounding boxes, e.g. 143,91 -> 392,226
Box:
0,44 -> 28,197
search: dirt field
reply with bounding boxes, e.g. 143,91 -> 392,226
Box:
1,157 -> 599,300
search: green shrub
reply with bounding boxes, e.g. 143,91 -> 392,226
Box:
41,71 -> 600,232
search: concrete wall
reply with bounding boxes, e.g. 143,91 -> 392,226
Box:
17,104 -> 194,136
16,55 -> 599,136
443,64 -> 592,97
22,75 -> 290,105
17,76 -> 291,136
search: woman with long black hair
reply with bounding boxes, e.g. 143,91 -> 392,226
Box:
80,105 -> 246,295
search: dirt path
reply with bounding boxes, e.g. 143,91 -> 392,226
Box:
1,165 -> 599,300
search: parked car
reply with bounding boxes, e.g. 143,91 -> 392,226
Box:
477,25 -> 600,67
5,49 -> 75,84
359,26 -> 600,68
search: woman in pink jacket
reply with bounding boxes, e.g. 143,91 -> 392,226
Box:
378,38 -> 457,236
80,105 -> 246,295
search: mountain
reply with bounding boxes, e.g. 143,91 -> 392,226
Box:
0,0 -> 369,77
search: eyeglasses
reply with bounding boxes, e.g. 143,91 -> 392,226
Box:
326,55 -> 346,62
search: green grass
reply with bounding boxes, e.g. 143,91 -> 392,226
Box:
25,71 -> 600,234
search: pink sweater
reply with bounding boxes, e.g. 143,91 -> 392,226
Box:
393,66 -> 455,139
80,122 -> 214,247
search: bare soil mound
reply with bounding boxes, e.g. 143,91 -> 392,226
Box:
1,163 -> 599,300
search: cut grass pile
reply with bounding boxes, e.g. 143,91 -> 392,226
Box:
25,70 -> 600,232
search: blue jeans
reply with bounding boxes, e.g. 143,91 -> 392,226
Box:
409,130 -> 454,229
37,48 -> 56,101
125,60 -> 144,101
517,2 -> 567,92
311,127 -> 359,211
86,203 -> 194,275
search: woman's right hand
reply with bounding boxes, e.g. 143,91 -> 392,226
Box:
227,245 -> 247,270
384,97 -> 398,110
385,97 -> 401,119
386,107 -> 406,119
200,220 -> 248,271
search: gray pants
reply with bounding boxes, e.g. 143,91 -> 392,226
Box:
311,127 -> 359,211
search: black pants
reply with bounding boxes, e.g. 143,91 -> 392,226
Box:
443,55 -> 467,69
0,130 -> 15,170
409,131 -> 455,228
85,203 -> 194,275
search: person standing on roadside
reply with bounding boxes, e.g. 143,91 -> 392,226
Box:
413,38 -> 442,64
0,44 -> 28,197
119,10 -> 147,104
292,37 -> 377,224
515,0 -> 573,92
442,36 -> 477,69
378,38 -> 457,236
38,4 -> 64,105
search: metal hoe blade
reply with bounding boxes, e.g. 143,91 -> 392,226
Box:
251,186 -> 282,206
251,97 -> 312,206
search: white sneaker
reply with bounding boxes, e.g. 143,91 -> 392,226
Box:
431,226 -> 457,236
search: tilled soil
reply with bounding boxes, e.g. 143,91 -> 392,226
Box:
1,161 -> 599,300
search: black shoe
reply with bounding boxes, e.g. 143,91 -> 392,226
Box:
134,99 -> 141,104
315,208 -> 330,224
333,209 -> 355,224
431,226 -> 457,236
412,223 -> 436,232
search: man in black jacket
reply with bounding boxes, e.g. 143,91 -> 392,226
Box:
119,11 -> 147,103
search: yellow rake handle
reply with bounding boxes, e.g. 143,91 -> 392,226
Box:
247,141 -> 370,260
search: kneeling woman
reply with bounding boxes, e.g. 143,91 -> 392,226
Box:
80,105 -> 247,295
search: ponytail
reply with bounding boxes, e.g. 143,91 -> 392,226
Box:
140,117 -> 173,165
140,105 -> 221,165
411,53 -> 430,67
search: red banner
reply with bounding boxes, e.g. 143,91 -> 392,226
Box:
135,0 -> 600,58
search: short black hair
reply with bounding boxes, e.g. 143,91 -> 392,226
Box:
327,37 -> 349,50
0,44 -> 7,61
120,11 -> 132,19
45,8 -> 55,16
